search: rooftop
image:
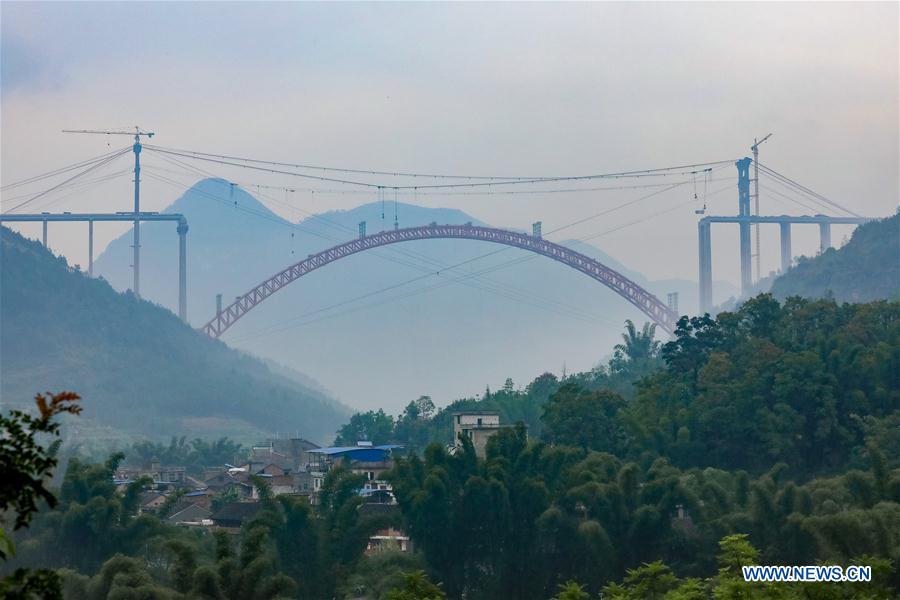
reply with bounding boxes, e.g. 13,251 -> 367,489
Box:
309,444 -> 403,456
210,502 -> 263,523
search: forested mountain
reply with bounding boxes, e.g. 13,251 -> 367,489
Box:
94,178 -> 737,412
770,212 -> 900,303
0,226 -> 348,443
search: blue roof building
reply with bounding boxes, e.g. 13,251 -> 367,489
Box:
308,443 -> 403,463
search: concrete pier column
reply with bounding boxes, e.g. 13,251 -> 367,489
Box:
42,220 -> 48,247
819,222 -> 832,253
698,220 -> 712,314
177,219 -> 189,322
739,219 -> 752,295
88,220 -> 94,276
779,222 -> 792,273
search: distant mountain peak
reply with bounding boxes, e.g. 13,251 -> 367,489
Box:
165,177 -> 288,224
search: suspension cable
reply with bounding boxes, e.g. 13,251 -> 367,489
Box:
145,146 -> 735,190
2,148 -> 131,214
1,146 -> 131,191
756,162 -> 860,217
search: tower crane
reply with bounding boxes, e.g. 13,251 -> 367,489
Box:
62,127 -> 155,297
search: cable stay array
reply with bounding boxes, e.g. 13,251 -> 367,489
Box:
1,147 -> 132,214
142,144 -> 734,191
0,136 -> 867,341
134,149 -> 743,332
756,162 -> 860,218
143,143 -> 733,184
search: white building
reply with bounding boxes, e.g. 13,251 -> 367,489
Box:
452,411 -> 502,458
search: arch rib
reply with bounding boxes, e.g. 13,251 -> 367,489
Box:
200,224 -> 678,338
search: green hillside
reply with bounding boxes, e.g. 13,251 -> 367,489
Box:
770,212 -> 900,302
0,226 -> 348,443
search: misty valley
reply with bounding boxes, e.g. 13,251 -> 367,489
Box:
2,3 -> 899,598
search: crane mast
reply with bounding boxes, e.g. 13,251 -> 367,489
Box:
750,133 -> 772,281
62,127 -> 155,297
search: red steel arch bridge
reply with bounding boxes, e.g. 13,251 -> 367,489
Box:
200,223 -> 679,338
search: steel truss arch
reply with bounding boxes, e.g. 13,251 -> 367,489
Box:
201,224 -> 678,338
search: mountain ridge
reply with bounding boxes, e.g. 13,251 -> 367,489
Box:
0,225 -> 349,443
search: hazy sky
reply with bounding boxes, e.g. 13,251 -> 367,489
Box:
3,1 -> 898,285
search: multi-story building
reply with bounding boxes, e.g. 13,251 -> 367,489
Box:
250,438 -> 320,473
452,411 -> 502,457
307,441 -> 403,501
115,460 -> 186,487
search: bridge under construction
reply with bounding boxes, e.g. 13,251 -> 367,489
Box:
1,131 -> 877,335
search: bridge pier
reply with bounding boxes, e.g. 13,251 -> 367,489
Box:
779,222 -> 792,273
177,219 -> 188,322
88,220 -> 94,276
42,219 -> 48,247
819,222 -> 832,253
698,220 -> 712,314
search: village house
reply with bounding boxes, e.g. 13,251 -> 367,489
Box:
180,489 -> 213,509
307,441 -> 403,498
166,503 -> 213,526
115,460 -> 187,487
209,502 -> 264,532
365,527 -> 412,554
137,491 -> 167,514
203,470 -> 254,500
250,438 -> 320,473
452,411 -> 503,458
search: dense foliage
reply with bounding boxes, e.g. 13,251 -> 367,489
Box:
770,212 -> 899,303
6,455 -> 404,599
4,295 -> 898,598
0,392 -> 82,599
633,295 -> 898,475
390,427 -> 900,598
122,437 -> 245,476
597,534 -> 897,599
385,296 -> 900,598
0,226 -> 348,442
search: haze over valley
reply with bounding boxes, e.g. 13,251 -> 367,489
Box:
1,2 -> 898,599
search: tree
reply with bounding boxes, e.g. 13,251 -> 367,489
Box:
0,391 -> 81,600
661,314 -> 723,389
550,581 -> 590,600
614,320 -> 660,363
0,392 -> 82,532
541,383 -> 628,454
395,397 -> 437,451
211,486 -> 240,513
384,570 -> 446,600
335,409 -> 395,445
337,550 -> 428,600
188,437 -> 244,472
